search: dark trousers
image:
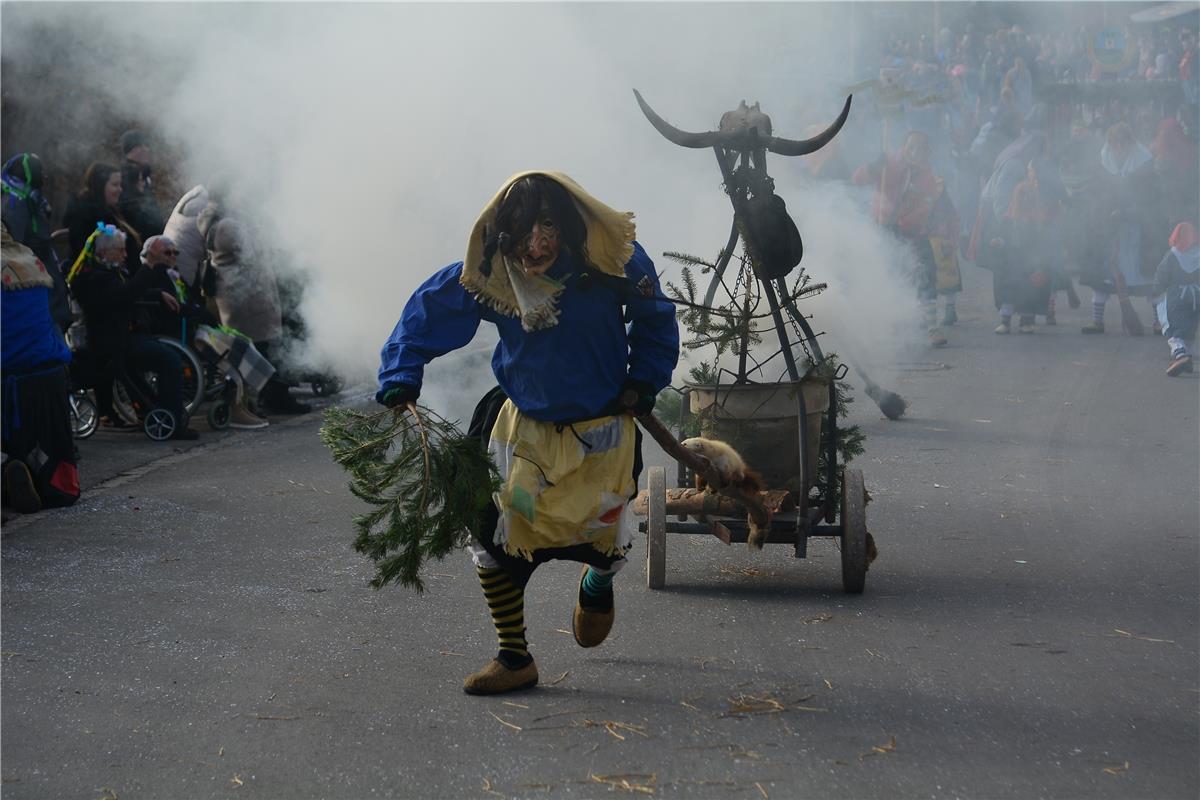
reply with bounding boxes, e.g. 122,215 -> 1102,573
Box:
2,364 -> 79,507
1164,285 -> 1200,341
254,339 -> 293,405
126,335 -> 184,420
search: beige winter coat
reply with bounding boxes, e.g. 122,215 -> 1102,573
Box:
197,203 -> 283,343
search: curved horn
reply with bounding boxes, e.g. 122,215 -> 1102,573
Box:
633,89 -> 720,149
767,95 -> 853,157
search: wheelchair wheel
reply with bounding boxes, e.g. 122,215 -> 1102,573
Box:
143,408 -> 177,441
152,338 -> 206,416
70,392 -> 99,439
207,401 -> 231,430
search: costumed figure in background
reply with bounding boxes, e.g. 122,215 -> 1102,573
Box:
853,130 -> 958,346
1079,123 -> 1161,335
1154,222 -> 1200,377
984,157 -> 1065,334
1151,102 -> 1199,237
928,176 -> 962,326
1,223 -> 79,513
969,130 -> 1049,330
1,153 -> 71,332
376,172 -> 679,695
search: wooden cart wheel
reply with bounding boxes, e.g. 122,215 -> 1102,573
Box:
840,468 -> 868,594
646,466 -> 667,590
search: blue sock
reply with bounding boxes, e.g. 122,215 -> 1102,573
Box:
581,568 -> 614,597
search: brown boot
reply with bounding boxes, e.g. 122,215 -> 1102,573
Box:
463,657 -> 538,695
572,567 -> 615,648
3,460 -> 42,514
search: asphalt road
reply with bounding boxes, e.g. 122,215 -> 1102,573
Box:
3,268 -> 1198,799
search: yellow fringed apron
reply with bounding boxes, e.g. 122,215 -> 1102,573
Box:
488,400 -> 636,560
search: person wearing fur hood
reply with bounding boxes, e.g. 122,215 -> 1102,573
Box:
376,171 -> 679,695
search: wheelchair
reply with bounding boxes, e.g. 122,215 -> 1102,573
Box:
69,390 -> 99,439
70,338 -> 205,441
154,324 -> 242,431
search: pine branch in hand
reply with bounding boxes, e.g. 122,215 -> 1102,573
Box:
320,405 -> 501,592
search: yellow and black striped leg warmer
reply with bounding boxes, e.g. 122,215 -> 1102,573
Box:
477,566 -> 531,667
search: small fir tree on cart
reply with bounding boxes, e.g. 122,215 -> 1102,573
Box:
653,245 -> 864,508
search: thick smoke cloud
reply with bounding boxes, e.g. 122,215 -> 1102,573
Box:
3,2 -> 930,420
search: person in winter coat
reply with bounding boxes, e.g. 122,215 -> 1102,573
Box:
1,222 -> 79,513
1,153 -> 71,332
1154,222 -> 1200,376
376,171 -> 679,695
161,184 -> 210,290
196,197 -> 307,415
117,130 -> 165,240
61,162 -> 142,272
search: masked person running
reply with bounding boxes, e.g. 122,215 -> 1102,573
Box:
375,172 -> 679,695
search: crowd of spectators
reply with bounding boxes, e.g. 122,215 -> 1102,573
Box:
2,130 -> 313,514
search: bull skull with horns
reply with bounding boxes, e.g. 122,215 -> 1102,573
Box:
632,89 -> 852,383
634,90 -> 851,157
633,90 -> 851,282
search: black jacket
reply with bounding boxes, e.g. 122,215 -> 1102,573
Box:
119,160 -> 165,240
61,197 -> 141,272
138,262 -> 216,339
70,262 -> 156,360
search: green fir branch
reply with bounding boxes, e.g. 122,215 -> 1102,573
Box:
320,405 -> 501,592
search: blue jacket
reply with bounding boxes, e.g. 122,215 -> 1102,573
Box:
1,286 -> 70,374
377,242 -> 679,422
